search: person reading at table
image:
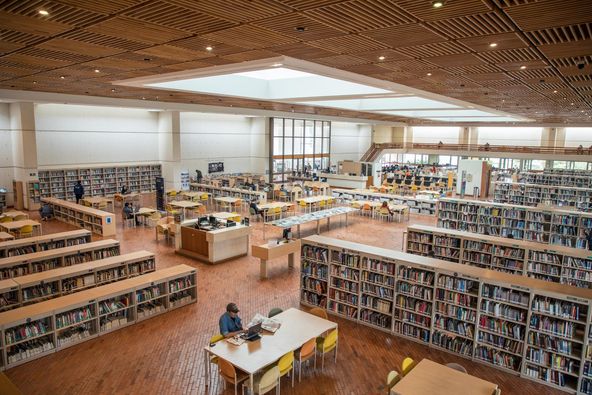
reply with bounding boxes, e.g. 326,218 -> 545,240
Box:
380,201 -> 394,216
123,202 -> 140,225
219,303 -> 245,338
249,200 -> 264,220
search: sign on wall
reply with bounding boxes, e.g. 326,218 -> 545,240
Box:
208,162 -> 224,173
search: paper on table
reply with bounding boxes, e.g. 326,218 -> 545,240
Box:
247,313 -> 282,333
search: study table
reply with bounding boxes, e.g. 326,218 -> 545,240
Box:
350,200 -> 409,222
170,200 -> 202,218
251,239 -> 300,279
390,359 -> 499,395
0,232 -> 14,242
0,220 -> 42,238
214,196 -> 242,211
82,196 -> 114,210
0,211 -> 28,220
204,308 -> 337,393
265,207 -> 357,238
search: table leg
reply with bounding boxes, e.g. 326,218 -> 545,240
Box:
288,252 -> 294,269
249,373 -> 254,394
260,259 -> 267,279
204,348 -> 209,385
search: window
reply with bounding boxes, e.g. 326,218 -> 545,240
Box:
270,118 -> 331,183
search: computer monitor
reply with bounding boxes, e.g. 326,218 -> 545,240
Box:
209,215 -> 216,224
242,322 -> 262,341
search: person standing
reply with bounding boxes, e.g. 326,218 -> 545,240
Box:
74,180 -> 84,204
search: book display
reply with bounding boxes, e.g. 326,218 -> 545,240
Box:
300,235 -> 592,394
42,198 -> 116,237
0,230 -> 91,258
437,198 -> 592,249
37,164 -> 161,200
406,225 -> 592,288
0,240 -> 120,280
0,264 -> 197,369
493,182 -> 592,211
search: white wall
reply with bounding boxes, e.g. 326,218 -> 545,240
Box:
477,127 -> 542,146
0,104 -> 13,204
565,127 -> 592,147
35,104 -> 159,168
180,113 -> 268,176
457,159 -> 485,195
330,122 -> 372,164
412,126 -> 459,144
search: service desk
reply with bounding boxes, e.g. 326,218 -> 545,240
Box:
176,221 -> 250,264
320,172 -> 368,189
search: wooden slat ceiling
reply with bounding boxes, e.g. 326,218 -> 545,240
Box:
0,0 -> 590,124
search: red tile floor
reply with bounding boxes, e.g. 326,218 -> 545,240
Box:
5,204 -> 560,395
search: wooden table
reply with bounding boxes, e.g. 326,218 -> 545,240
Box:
390,359 -> 498,395
215,196 -> 242,211
0,211 -> 28,219
82,196 -> 114,210
181,191 -> 207,202
0,220 -> 42,238
170,200 -> 202,218
351,200 -> 409,221
0,232 -> 14,242
252,239 -> 300,279
204,308 -> 337,393
266,207 -> 357,238
133,207 -> 157,226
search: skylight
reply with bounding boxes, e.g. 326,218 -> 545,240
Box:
234,68 -> 313,80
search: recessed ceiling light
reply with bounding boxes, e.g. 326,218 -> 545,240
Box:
571,102 -> 574,105
489,43 -> 498,48
38,10 -> 49,16
94,69 -> 100,73
426,72 -> 432,76
432,0 -> 444,8
205,46 -> 213,51
111,89 -> 116,92
60,76 -> 65,79
581,110 -> 585,113
295,26 -> 307,32
272,63 -> 283,67
553,90 -> 558,93
378,56 -> 385,61
520,65 -> 527,70
33,81 -> 37,84
142,97 -> 146,100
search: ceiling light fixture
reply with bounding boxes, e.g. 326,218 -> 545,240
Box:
38,10 -> 49,16
295,26 -> 307,32
426,72 -> 432,76
378,56 -> 385,61
553,90 -> 558,93
205,46 -> 213,51
489,43 -> 498,48
33,81 -> 37,84
94,69 -> 100,73
432,0 -> 444,8
60,76 -> 65,79
520,65 -> 527,70
272,63 -> 283,67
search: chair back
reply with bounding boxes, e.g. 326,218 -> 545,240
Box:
218,358 -> 237,382
299,200 -> 306,207
362,203 -> 372,211
323,329 -> 338,351
0,216 -> 12,223
268,308 -> 283,318
150,212 -> 162,221
309,307 -> 328,319
387,370 -> 400,390
278,351 -> 294,375
19,225 -> 33,234
14,215 -> 27,221
379,207 -> 390,215
258,366 -> 280,394
401,357 -> 416,376
210,334 -> 225,344
299,338 -> 316,359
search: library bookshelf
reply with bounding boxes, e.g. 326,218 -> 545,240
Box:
26,181 -> 41,211
519,172 -> 592,188
406,225 -> 592,288
0,239 -> 119,280
493,182 -> 592,211
331,188 -> 438,215
0,230 -> 91,258
42,198 -> 116,237
189,182 -> 267,203
0,191 -> 5,212
37,164 -> 162,200
0,264 -> 196,369
300,235 -> 592,394
437,198 -> 592,249
0,251 -> 156,312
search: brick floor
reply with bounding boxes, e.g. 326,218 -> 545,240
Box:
5,205 -> 561,395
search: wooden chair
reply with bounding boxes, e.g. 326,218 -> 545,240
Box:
378,207 -> 391,222
146,211 -> 162,227
316,328 -> 338,371
16,225 -> 34,238
295,338 -> 316,382
218,358 -> 249,395
362,203 -> 373,217
284,204 -> 295,218
309,307 -> 328,320
208,334 -> 225,383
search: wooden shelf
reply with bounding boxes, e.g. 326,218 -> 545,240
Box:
0,239 -> 120,280
42,198 -> 116,237
189,182 -> 267,203
494,181 -> 592,211
520,171 -> 592,189
301,235 -> 592,394
0,264 -> 196,369
0,230 -> 91,258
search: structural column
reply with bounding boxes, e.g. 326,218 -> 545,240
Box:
157,111 -> 182,190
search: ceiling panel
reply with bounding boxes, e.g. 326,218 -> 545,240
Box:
362,24 -> 446,48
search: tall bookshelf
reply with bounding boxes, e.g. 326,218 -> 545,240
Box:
26,181 -> 41,211
437,198 -> 592,249
0,230 -> 91,258
37,164 -> 161,200
300,235 -> 592,394
42,198 -> 116,237
0,239 -> 119,280
0,264 -> 196,369
520,172 -> 592,188
407,225 -> 592,288
493,182 -> 592,211
0,190 -> 6,212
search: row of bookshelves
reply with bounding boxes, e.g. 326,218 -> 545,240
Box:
190,182 -> 267,204
0,240 -> 120,280
0,251 -> 155,312
437,198 -> 592,249
0,230 -> 91,258
493,182 -> 592,211
300,235 -> 592,394
42,198 -> 116,237
407,225 -> 592,288
520,172 -> 592,189
0,264 -> 197,369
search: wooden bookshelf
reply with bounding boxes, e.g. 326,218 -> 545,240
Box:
406,225 -> 592,288
494,181 -> 592,211
37,164 -> 161,201
0,239 -> 119,280
0,191 -> 6,212
520,172 -> 592,188
0,264 -> 196,369
26,181 -> 41,211
0,230 -> 91,258
189,182 -> 267,203
300,235 -> 592,394
437,198 -> 592,249
42,198 -> 116,237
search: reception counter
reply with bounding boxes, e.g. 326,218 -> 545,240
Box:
176,220 -> 251,264
319,173 -> 369,189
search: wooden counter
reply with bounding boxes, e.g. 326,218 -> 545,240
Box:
176,223 -> 251,264
252,239 -> 300,279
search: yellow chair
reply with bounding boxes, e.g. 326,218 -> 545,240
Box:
98,201 -> 109,212
146,211 -> 162,227
166,204 -> 180,217
387,370 -> 401,393
245,366 -> 280,395
272,206 -> 281,220
17,225 -> 34,238
295,338 -> 316,382
13,214 -> 27,221
316,328 -> 338,371
229,212 -> 241,223
319,200 -> 326,210
378,207 -> 391,222
401,357 -> 416,376
166,190 -> 177,202
0,216 -> 13,223
209,334 -> 225,367
278,350 -> 295,387
298,200 -> 308,213
218,358 -> 249,395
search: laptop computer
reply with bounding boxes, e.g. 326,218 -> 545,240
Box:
241,322 -> 262,341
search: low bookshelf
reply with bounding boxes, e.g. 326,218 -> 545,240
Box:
42,198 -> 116,237
300,235 -> 592,394
189,182 -> 267,203
0,251 -> 155,312
406,224 -> 592,288
0,264 -> 196,369
0,239 -> 119,280
520,171 -> 592,188
437,197 -> 592,249
0,230 -> 91,258
331,188 -> 438,215
493,181 -> 592,211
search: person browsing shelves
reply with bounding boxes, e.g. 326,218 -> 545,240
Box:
219,303 -> 245,338
74,180 -> 84,204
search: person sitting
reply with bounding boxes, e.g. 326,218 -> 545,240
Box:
249,200 -> 264,220
123,202 -> 140,225
380,201 -> 394,216
219,303 -> 245,338
280,184 -> 287,193
120,185 -> 129,195
39,203 -> 53,221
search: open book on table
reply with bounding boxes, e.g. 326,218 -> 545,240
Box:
247,313 -> 282,333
